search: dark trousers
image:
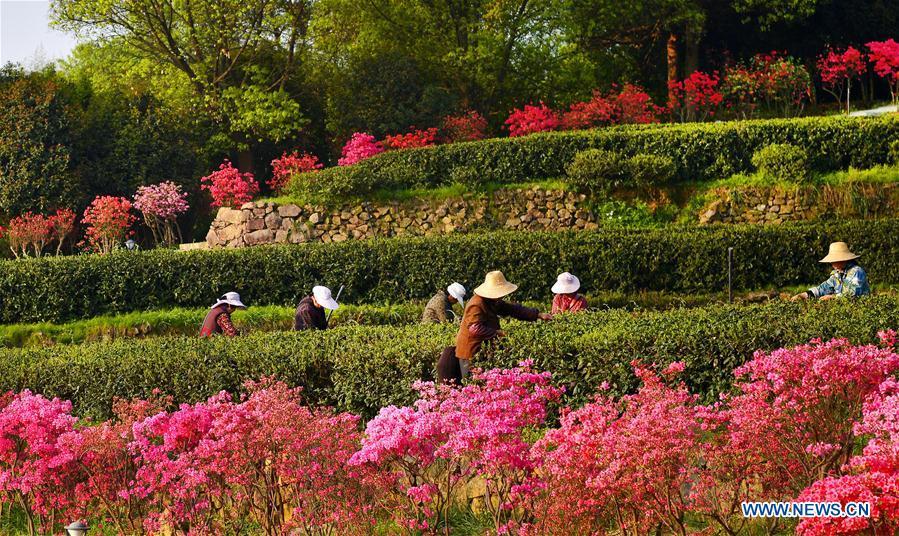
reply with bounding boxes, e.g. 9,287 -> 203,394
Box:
437,346 -> 462,385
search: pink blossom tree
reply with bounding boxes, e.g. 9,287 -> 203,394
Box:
817,46 -> 867,114
867,39 -> 899,106
200,160 -> 260,209
504,103 -> 560,137
48,208 -> 76,256
337,132 -> 384,166
81,196 -> 136,254
668,71 -> 724,122
133,182 -> 189,247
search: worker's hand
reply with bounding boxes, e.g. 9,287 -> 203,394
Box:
820,294 -> 837,301
496,330 -> 506,338
790,292 -> 808,302
538,312 -> 554,321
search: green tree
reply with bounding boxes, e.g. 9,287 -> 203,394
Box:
52,0 -> 314,169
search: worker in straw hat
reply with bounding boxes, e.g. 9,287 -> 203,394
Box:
294,285 -> 340,330
455,270 -> 553,378
422,282 -> 467,324
200,291 -> 247,337
791,242 -> 870,302
551,272 -> 588,314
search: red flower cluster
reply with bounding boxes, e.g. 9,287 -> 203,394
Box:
504,102 -> 561,137
337,132 -> 385,166
2,208 -> 76,258
382,127 -> 439,150
200,160 -> 260,209
818,46 -> 867,113
441,111 -> 488,142
560,90 -> 618,130
268,151 -> 323,193
81,196 -> 136,254
669,71 -> 724,122
867,39 -> 899,104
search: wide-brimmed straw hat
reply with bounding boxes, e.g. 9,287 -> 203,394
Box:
213,291 -> 246,309
474,271 -> 518,299
313,285 -> 340,310
447,282 -> 467,307
819,242 -> 860,263
551,272 -> 581,294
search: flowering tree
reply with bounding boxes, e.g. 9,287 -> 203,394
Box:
668,71 -> 724,122
48,208 -> 76,256
133,182 -> 189,247
561,90 -> 619,130
0,391 -> 80,536
504,102 -> 560,137
268,151 -> 323,193
2,212 -> 51,258
200,160 -> 259,209
81,196 -> 136,254
382,127 -> 439,151
337,132 -> 384,166
531,361 -> 700,535
818,46 -> 867,114
867,39 -> 899,106
351,362 -> 562,533
441,111 -> 488,142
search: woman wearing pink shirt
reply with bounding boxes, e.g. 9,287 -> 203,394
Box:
551,272 -> 588,314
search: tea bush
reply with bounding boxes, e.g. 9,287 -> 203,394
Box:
752,143 -> 811,183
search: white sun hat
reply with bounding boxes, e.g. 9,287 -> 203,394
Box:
447,282 -> 467,307
313,285 -> 340,310
213,291 -> 247,309
819,242 -> 860,263
551,272 -> 581,294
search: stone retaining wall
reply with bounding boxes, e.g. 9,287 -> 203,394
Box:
206,188 -> 598,248
698,184 -> 899,225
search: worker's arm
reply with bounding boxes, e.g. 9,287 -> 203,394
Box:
809,272 -> 839,298
836,266 -> 868,298
217,314 -> 238,336
496,300 -> 539,321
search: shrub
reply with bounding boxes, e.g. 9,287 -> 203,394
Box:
668,71 -> 724,122
284,115 -> 899,200
565,149 -> 626,194
441,111 -> 488,142
818,46 -> 867,113
81,195 -> 136,254
504,102 -> 560,137
3,212 -> 51,258
752,143 -> 811,183
561,90 -> 618,130
1,220 -> 898,323
868,39 -> 899,106
3,296 -> 899,420
133,182 -> 189,247
200,160 -> 259,208
337,132 -> 384,166
268,151 -> 323,193
449,165 -> 483,190
615,83 -> 665,124
382,127 -> 439,150
627,153 -> 677,188
47,208 -> 75,256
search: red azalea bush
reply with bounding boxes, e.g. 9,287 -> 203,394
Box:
669,70 -> 724,122
2,212 -> 51,258
867,39 -> 899,105
48,208 -> 76,256
268,151 -> 323,193
818,46 -> 868,113
560,90 -> 619,130
382,127 -> 439,151
350,361 -> 562,533
615,83 -> 665,124
337,132 -> 384,166
200,160 -> 259,209
722,52 -> 812,118
81,196 -> 136,254
504,102 -> 561,137
441,111 -> 488,142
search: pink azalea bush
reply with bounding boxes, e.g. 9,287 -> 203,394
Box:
818,46 -> 867,113
200,160 -> 259,209
867,39 -> 899,105
268,151 -> 323,193
337,132 -> 384,166
441,111 -> 488,142
1,212 -> 51,258
504,102 -> 560,137
133,181 -> 189,246
382,127 -> 439,150
81,196 -> 136,254
350,361 -> 562,533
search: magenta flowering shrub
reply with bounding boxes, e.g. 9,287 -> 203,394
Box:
350,361 -> 562,533
337,132 -> 385,166
268,151 -> 323,193
200,160 -> 259,209
504,102 -> 560,137
530,361 -> 701,535
133,181 -> 189,246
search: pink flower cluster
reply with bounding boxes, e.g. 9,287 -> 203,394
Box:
867,39 -> 899,104
504,102 -> 561,137
133,181 -> 189,221
200,160 -> 259,208
268,151 -> 323,192
337,132 -> 385,166
0,209 -> 75,258
81,196 -> 136,254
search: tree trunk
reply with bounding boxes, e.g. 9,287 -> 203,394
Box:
667,32 -> 679,107
684,28 -> 699,76
237,149 -> 254,174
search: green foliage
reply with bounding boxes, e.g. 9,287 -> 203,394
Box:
751,143 -> 811,183
889,139 -> 899,165
627,153 -> 677,188
287,115 -> 899,200
2,297 -> 896,420
1,220 -> 898,323
565,149 -> 626,194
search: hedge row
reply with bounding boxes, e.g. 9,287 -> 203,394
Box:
2,296 -> 897,419
2,220 -> 898,323
287,115 -> 899,198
